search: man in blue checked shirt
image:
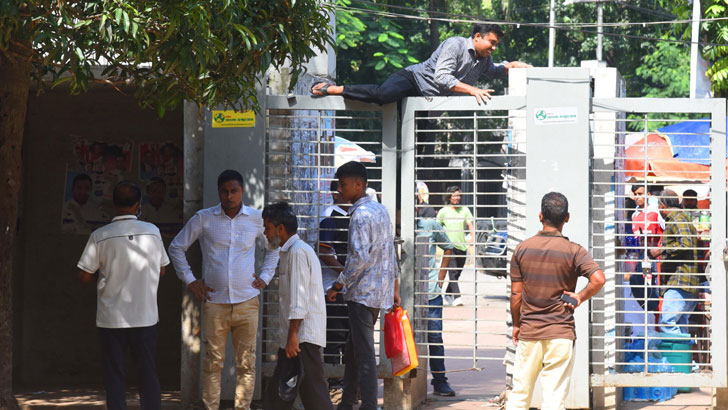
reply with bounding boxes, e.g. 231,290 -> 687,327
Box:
326,161 -> 400,410
311,23 -> 531,105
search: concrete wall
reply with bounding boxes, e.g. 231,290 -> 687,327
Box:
15,87 -> 183,388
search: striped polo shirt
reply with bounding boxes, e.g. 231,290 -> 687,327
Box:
510,230 -> 600,341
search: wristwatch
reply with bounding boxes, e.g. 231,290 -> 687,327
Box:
332,282 -> 343,292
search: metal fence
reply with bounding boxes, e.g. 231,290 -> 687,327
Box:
589,98 -> 727,388
262,96 -> 397,378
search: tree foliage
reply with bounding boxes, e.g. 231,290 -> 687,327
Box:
0,0 -> 334,114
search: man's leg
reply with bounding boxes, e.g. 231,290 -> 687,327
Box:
262,348 -> 293,410
298,343 -> 335,410
538,339 -> 575,410
99,327 -> 129,410
505,340 -> 544,410
202,303 -> 233,410
337,302 -> 379,410
427,296 -> 451,394
128,324 -> 161,410
341,70 -> 420,105
230,297 -> 259,410
660,289 -> 698,334
445,248 -> 466,299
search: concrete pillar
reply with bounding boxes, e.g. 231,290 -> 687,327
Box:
181,100 -> 205,408
582,61 -> 625,410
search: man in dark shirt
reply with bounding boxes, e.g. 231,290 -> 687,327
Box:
311,23 -> 531,105
318,180 -> 350,390
506,192 -> 605,410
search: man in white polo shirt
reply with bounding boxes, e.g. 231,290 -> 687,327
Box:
261,202 -> 332,410
168,169 -> 279,410
77,181 -> 170,410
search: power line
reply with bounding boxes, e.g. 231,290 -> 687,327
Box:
338,2 -> 728,48
345,0 -> 728,29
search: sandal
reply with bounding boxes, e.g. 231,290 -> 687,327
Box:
311,81 -> 335,96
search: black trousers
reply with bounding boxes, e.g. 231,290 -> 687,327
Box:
263,344 -> 334,410
324,292 -> 349,365
98,324 -> 161,410
338,302 -> 380,410
342,70 -> 421,105
445,248 -> 467,297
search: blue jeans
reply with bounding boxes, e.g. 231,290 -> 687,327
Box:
659,289 -> 698,335
428,296 -> 448,386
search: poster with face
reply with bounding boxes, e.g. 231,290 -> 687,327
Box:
61,168 -> 113,234
138,142 -> 184,237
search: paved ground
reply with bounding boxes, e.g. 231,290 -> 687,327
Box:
13,266 -> 716,409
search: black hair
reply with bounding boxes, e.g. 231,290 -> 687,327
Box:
262,202 -> 298,234
72,173 -> 92,188
472,23 -> 504,39
113,181 -> 142,207
335,161 -> 368,184
658,189 -> 680,209
330,180 -> 339,192
445,185 -> 461,205
631,185 -> 644,194
147,176 -> 166,188
648,185 -> 663,195
541,192 -> 569,227
683,189 -> 698,198
217,169 -> 244,187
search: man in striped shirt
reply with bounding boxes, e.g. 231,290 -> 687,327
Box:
506,192 -> 605,410
311,23 -> 531,105
262,202 -> 333,410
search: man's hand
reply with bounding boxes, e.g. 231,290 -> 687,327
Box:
469,87 -> 495,105
649,248 -> 661,258
562,291 -> 582,310
285,333 -> 301,358
326,287 -> 339,302
189,280 -> 214,302
252,275 -> 267,289
505,61 -> 533,72
512,326 -> 520,345
393,289 -> 401,309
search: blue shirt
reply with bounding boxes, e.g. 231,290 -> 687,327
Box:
418,219 -> 455,300
336,196 -> 399,309
405,36 -> 507,96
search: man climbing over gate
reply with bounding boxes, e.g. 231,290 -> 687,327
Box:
311,23 -> 531,105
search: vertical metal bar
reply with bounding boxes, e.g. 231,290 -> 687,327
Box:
641,113 -> 649,372
399,99 -> 416,315
472,110 -> 479,370
710,100 -> 727,386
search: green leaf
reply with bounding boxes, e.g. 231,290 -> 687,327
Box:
122,11 -> 130,33
377,33 -> 388,42
114,8 -> 122,24
373,52 -> 384,57
374,60 -> 385,70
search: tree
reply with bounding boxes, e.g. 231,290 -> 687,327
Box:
0,1 -> 333,408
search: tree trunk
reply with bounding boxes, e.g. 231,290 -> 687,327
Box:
429,0 -> 441,54
0,45 -> 32,410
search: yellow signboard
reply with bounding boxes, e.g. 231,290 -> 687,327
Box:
211,110 -> 256,128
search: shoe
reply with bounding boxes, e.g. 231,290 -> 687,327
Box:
452,297 -> 464,306
433,382 -> 456,396
444,295 -> 454,306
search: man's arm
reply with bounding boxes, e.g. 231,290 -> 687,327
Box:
79,269 -> 96,284
510,280 -> 523,345
563,270 -> 607,309
255,231 -> 281,286
438,249 -> 453,290
285,319 -> 303,358
318,244 -> 345,273
168,213 -> 203,285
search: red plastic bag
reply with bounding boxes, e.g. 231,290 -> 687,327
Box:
384,308 -> 405,358
387,307 -> 419,376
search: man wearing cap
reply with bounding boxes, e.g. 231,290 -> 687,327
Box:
262,202 -> 333,410
77,181 -> 170,410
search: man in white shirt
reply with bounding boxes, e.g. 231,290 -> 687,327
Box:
77,181 -> 170,410
168,170 -> 279,410
261,202 -> 333,409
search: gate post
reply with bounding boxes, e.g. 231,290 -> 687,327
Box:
524,67 -> 592,409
